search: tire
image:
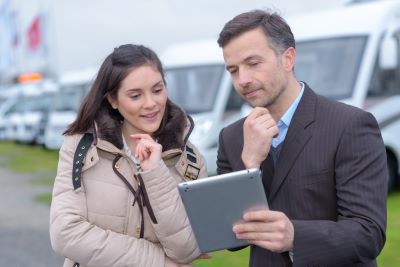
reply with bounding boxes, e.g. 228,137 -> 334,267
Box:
387,155 -> 398,191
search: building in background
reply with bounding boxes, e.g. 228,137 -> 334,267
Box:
0,0 -> 50,83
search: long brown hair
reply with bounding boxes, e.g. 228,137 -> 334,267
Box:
65,44 -> 187,150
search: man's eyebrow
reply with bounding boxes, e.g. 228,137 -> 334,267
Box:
243,55 -> 263,62
226,55 -> 263,70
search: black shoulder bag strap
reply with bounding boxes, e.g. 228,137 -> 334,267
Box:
71,133 -> 93,267
72,133 -> 94,190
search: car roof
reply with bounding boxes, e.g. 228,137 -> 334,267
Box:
288,0 -> 400,41
161,39 -> 224,68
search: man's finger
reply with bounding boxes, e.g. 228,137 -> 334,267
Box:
243,210 -> 283,222
247,107 -> 270,120
233,220 -> 279,234
235,231 -> 280,241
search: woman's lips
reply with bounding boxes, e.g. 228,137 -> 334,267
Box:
141,112 -> 158,121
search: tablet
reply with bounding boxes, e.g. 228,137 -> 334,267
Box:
177,168 -> 268,253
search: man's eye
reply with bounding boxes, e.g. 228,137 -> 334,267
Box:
229,69 -> 237,74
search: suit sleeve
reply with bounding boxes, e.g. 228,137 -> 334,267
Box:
50,135 -> 166,267
292,111 -> 387,266
217,127 -> 249,252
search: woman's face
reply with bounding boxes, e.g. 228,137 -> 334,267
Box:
108,64 -> 168,135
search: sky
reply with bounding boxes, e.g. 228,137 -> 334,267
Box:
1,0 -> 345,77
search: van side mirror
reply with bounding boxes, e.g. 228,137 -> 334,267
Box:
379,27 -> 399,70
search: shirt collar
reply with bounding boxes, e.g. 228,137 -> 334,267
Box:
278,82 -> 305,128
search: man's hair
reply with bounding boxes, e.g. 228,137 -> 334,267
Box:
217,9 -> 295,54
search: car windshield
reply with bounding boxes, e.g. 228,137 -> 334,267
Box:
295,36 -> 367,99
165,65 -> 225,113
52,84 -> 88,112
23,92 -> 55,112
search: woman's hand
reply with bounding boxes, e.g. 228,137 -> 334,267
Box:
131,133 -> 162,171
164,253 -> 211,267
164,257 -> 193,267
197,253 -> 212,259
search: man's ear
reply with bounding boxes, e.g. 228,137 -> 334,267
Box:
282,47 -> 296,72
106,94 -> 118,109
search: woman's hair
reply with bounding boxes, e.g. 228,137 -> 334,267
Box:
65,44 -> 187,150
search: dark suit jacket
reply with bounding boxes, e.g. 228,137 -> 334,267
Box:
217,84 -> 387,267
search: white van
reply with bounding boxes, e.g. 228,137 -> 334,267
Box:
289,0 -> 400,189
43,68 -> 96,150
162,0 -> 400,189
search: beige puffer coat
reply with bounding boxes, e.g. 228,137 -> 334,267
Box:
50,125 -> 207,267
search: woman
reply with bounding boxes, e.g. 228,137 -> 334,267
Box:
50,44 -> 208,267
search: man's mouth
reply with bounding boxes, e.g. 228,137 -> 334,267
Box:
244,88 -> 261,98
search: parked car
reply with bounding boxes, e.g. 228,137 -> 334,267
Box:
0,86 -> 19,140
3,80 -> 58,144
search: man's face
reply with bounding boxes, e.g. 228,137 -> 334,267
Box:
223,28 -> 290,109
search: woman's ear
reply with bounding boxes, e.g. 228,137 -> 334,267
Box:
106,94 -> 118,109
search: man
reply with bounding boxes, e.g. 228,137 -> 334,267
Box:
217,10 -> 387,267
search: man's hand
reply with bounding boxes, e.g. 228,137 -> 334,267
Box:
233,210 -> 294,253
241,107 -> 279,169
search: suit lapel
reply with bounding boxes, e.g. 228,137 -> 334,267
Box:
268,85 -> 317,201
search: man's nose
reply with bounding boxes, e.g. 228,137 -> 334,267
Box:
238,70 -> 251,87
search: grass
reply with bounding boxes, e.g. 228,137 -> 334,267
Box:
35,192 -> 53,204
194,248 -> 249,267
378,190 -> 400,266
0,141 -> 398,266
31,176 -> 56,186
0,141 -> 58,173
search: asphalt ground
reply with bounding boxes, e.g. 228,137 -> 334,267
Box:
0,168 -> 63,266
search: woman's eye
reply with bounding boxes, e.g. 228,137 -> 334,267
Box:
130,94 -> 140,99
154,87 -> 164,94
